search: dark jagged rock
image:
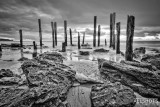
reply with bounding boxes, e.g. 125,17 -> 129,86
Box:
81,43 -> 92,49
0,69 -> 14,79
0,52 -> 76,107
11,43 -> 21,48
133,47 -> 146,58
120,51 -> 125,56
79,51 -> 90,55
141,54 -> 160,70
98,58 -> 160,100
81,43 -> 90,47
71,44 -> 76,46
101,59 -> 160,89
0,77 -> 23,85
18,57 -> 29,61
94,48 -> 109,52
0,87 -> 36,107
149,48 -> 160,53
91,82 -> 136,107
38,52 -> 65,63
23,51 -> 33,54
1,44 -> 11,47
42,46 -> 49,48
120,60 -> 157,71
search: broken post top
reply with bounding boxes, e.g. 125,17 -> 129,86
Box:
38,19 -> 42,31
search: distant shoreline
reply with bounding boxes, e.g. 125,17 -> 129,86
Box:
1,40 -> 160,42
0,39 -> 13,41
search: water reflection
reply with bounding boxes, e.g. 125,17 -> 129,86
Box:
40,47 -> 42,54
78,55 -> 90,61
0,52 -> 2,59
69,52 -> 72,60
32,51 -> 37,58
116,54 -> 122,62
20,49 -> 24,58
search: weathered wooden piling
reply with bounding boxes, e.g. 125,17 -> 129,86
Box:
54,22 -> 57,46
125,15 -> 135,61
38,19 -> 42,47
32,41 -> 37,58
98,25 -> 101,47
0,45 -> 2,52
78,32 -> 81,49
110,13 -> 113,48
51,22 -> 55,48
82,32 -> 85,45
105,39 -> 107,46
93,16 -> 97,47
20,49 -> 24,58
33,41 -> 37,50
62,42 -> 66,52
64,20 -> 67,46
19,29 -> 23,47
70,28 -> 72,46
116,22 -> 121,54
110,13 -> 116,49
112,12 -> 116,50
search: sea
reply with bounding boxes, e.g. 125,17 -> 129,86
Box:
0,40 -> 160,70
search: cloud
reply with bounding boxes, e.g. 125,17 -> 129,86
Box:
0,0 -> 160,41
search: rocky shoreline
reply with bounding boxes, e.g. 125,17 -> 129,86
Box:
0,47 -> 160,107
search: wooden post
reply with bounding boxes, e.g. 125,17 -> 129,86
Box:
78,32 -> 81,49
0,45 -> 1,52
93,16 -> 97,47
33,41 -> 37,50
110,13 -> 113,48
125,15 -> 135,61
116,22 -> 121,54
54,22 -> 57,46
82,32 -> 85,45
105,39 -> 107,46
98,25 -> 101,47
51,22 -> 55,48
62,42 -> 66,52
64,20 -> 67,46
19,29 -> 23,47
32,41 -> 37,58
70,28 -> 72,46
112,12 -> 116,50
38,19 -> 42,47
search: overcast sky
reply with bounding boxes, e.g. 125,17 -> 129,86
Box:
0,0 -> 160,41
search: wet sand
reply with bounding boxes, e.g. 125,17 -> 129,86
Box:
67,84 -> 93,107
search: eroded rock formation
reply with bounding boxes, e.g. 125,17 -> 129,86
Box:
98,58 -> 160,101
91,82 -> 136,107
0,52 -> 76,107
